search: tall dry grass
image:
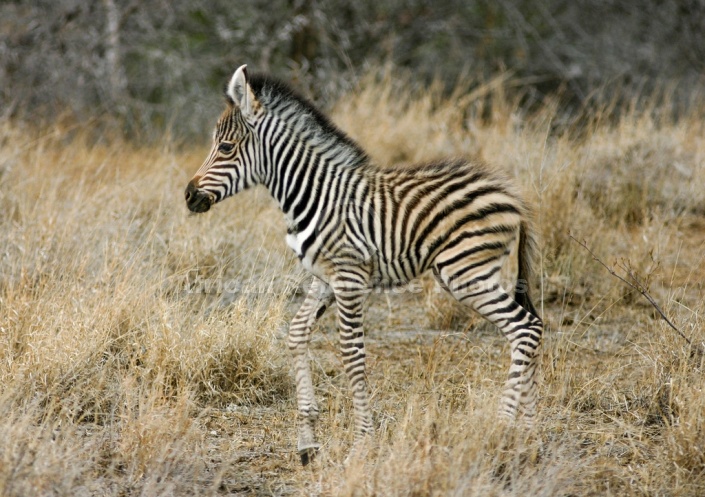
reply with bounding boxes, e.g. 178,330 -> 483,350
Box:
0,73 -> 704,495
0,121 -> 300,494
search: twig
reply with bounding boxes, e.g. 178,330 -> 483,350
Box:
569,232 -> 705,358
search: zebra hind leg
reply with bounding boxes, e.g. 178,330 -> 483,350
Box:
433,265 -> 543,423
287,277 -> 334,465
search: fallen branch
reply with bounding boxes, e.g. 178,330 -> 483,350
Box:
569,232 -> 705,359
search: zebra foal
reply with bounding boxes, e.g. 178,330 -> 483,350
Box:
185,65 -> 543,464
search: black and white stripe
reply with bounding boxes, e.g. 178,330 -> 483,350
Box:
185,65 -> 543,464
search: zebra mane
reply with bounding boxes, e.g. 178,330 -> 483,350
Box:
246,73 -> 369,166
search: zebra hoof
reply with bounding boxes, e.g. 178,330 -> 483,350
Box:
299,446 -> 319,466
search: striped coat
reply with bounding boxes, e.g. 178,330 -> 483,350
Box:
185,65 -> 543,464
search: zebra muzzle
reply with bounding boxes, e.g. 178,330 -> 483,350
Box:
185,179 -> 213,213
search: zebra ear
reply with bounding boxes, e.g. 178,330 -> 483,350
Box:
226,65 -> 256,117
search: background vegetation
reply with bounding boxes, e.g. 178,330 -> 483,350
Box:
1,1 -> 704,496
2,0 -> 704,136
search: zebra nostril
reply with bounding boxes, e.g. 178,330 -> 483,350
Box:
185,179 -> 212,213
185,179 -> 200,203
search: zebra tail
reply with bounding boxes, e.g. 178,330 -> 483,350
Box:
516,220 -> 540,319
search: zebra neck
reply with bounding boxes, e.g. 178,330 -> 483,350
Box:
265,141 -> 368,233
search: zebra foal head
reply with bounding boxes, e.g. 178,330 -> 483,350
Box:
185,65 -> 261,213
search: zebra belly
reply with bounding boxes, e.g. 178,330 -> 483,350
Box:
371,255 -> 422,288
286,226 -> 423,288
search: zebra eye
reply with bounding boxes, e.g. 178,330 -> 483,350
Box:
218,142 -> 235,153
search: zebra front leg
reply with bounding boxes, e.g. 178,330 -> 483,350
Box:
331,274 -> 374,446
287,277 -> 334,465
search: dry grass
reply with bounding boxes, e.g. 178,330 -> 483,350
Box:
1,73 -> 704,496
